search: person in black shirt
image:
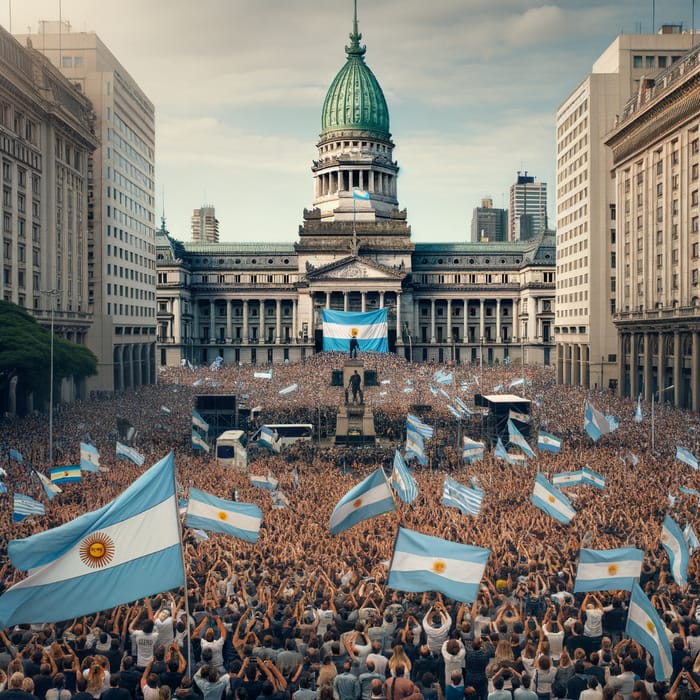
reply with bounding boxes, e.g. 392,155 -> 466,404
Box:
99,675 -> 131,700
117,657 -> 140,700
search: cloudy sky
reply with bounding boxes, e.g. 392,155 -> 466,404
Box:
4,1 -> 698,243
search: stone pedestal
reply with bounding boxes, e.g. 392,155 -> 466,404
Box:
334,359 -> 376,445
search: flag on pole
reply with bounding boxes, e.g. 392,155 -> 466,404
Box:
387,526 -> 490,603
115,442 -> 145,467
405,424 -> 427,466
352,187 -> 370,200
537,430 -> 562,453
390,451 -> 418,504
551,471 -> 583,487
442,476 -> 483,516
531,473 -> 575,524
626,582 -> 673,681
581,466 -> 606,489
191,410 -> 209,432
462,437 -> 484,464
494,437 -> 520,466
191,431 -> 210,453
634,396 -> 643,423
35,471 -> 61,501
9,448 -> 23,463
329,469 -> 395,535
406,414 -> 434,439
573,547 -> 644,592
584,401 -> 615,441
321,309 -> 388,353
661,514 -> 690,586
185,487 -> 262,543
684,523 -> 700,554
447,405 -> 461,419
12,494 -> 45,522
80,443 -> 101,472
676,446 -> 698,470
49,466 -> 81,484
0,452 -> 184,627
507,419 -> 535,459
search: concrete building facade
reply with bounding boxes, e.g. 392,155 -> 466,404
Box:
471,197 -> 508,243
509,172 -> 547,242
191,205 -> 219,243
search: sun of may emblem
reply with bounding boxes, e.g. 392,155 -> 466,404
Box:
351,328 -> 359,337
548,495 -> 556,504
353,497 -> 363,508
607,564 -> 618,576
218,511 -> 228,521
79,532 -> 115,569
432,560 -> 446,574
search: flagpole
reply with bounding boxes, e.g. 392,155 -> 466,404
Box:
352,195 -> 358,255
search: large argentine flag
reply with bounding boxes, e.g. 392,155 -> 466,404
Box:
322,309 -> 388,353
537,430 -> 562,453
329,468 -> 395,535
388,526 -> 490,603
626,582 -> 673,681
0,452 -> 184,626
551,470 -> 583,487
185,487 -> 262,543
573,547 -> 643,592
661,514 -> 690,586
80,443 -> 101,472
531,473 -> 575,524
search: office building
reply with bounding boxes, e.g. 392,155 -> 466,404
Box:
191,205 -> 219,243
509,172 -> 547,242
471,198 -> 508,242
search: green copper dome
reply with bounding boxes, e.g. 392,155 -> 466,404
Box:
321,6 -> 390,140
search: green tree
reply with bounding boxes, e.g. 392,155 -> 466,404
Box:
0,300 -> 97,405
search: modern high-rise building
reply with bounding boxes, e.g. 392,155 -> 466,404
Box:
508,172 -> 547,242
191,205 -> 219,243
470,198 -> 507,242
0,25 -> 98,411
16,21 -> 157,393
555,26 -> 693,391
606,41 -> 700,411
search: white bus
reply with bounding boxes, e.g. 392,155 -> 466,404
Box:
215,430 -> 248,470
251,423 -> 313,448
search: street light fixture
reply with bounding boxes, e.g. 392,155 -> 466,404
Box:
41,289 -> 60,466
651,383 -> 674,451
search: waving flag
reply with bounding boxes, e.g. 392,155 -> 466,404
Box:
462,437 -> 484,464
574,547 -> 643,592
661,514 -> 690,586
115,442 -> 145,467
391,451 -> 418,504
493,384 -> 504,392
626,582 -> 673,681
279,383 -> 299,395
684,523 -> 700,554
12,494 -> 45,522
429,385 -> 438,396
442,476 -> 483,516
191,409 -> 209,432
507,419 -> 535,459
35,471 -> 61,501
322,309 -> 388,353
455,397 -> 472,416
634,396 -> 643,423
676,446 -> 698,470
9,449 -> 23,463
494,437 -> 520,466
388,526 -> 490,603
80,443 -> 101,472
407,414 -> 434,439
329,469 -> 395,535
185,488 -> 261,543
191,430 -> 210,453
254,369 -> 272,379
537,430 -> 562,453
256,426 -> 281,453
50,466 -> 81,484
352,187 -> 370,200
509,378 -> 525,389
405,425 -> 427,465
552,470 -> 583,487
436,372 -> 453,386
584,401 -> 615,441
249,473 -> 279,491
531,473 -> 575,524
0,452 -> 183,626
447,404 -> 461,419
508,409 -> 530,423
581,466 -> 606,489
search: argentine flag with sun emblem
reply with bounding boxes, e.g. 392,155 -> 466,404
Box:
185,487 -> 261,542
321,309 -> 389,353
531,473 -> 576,524
387,527 -> 490,603
0,452 -> 183,627
329,468 -> 395,535
573,547 -> 644,592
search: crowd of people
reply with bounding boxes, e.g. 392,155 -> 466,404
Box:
1,351 -> 700,700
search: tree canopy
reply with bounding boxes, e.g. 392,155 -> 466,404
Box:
0,300 -> 97,401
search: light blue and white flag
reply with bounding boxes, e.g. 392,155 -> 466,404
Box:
436,372 -> 453,386
256,425 -> 281,453
462,437 -> 484,464
509,378 -> 525,389
49,466 -> 81,484
185,487 -> 262,543
661,514 -> 690,586
249,473 -> 279,491
279,383 -> 299,395
446,405 -> 461,419
634,396 -> 643,423
80,443 -> 101,472
442,476 -> 483,516
391,450 -> 418,504
402,387 -> 414,393
0,452 -> 184,626
191,430 -> 210,453
191,409 -> 209,432
684,523 -> 700,554
507,419 -> 535,459
388,526 -> 490,603
352,187 -> 370,200
0,482 -> 6,494
272,490 -> 290,509
626,582 -> 673,681
35,471 -> 61,501
9,448 -> 23,463
668,493 -> 677,508
628,452 -> 640,467
574,547 -> 644,592
581,466 -> 606,489
508,409 -> 530,424
405,424 -> 427,466
440,388 -> 451,400
12,494 -> 45,522
606,414 -> 620,431
407,414 -> 434,439
584,401 -> 615,441
254,369 -> 273,379
494,437 -> 516,465
190,528 -> 209,542
321,309 -> 388,353
493,384 -> 504,392
537,430 -> 562,453
680,486 -> 700,497
676,445 -> 698,470
329,468 -> 395,535
115,442 -> 145,467
455,397 -> 472,416
531,473 -> 576,524
429,385 -> 438,396
551,470 -> 584,487
192,379 -> 202,387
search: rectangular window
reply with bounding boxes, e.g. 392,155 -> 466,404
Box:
646,56 -> 655,68
633,55 -> 643,68
658,56 -> 667,68
61,56 -> 72,68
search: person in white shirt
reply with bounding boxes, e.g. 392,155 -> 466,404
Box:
422,602 -> 452,655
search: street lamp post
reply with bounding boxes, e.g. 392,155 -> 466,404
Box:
651,383 -> 674,451
41,289 -> 59,466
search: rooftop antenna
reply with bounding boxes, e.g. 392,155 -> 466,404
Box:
652,0 -> 655,33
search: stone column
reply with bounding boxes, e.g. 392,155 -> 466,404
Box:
275,299 -> 281,344
193,302 -> 199,342
242,300 -> 249,344
557,343 -> 564,384
446,299 -> 452,345
693,331 -> 700,413
674,331 -> 681,407
495,299 -> 501,342
643,332 -> 652,402
395,292 -> 402,343
325,291 -> 331,309
379,291 -> 385,308
463,299 -> 468,343
209,300 -> 216,343
361,291 -> 366,312
430,299 -> 436,344
172,297 -> 181,343
617,333 -> 625,396
630,333 -> 638,399
343,292 -> 348,312
563,344 -> 571,385
573,344 -> 581,386
226,299 -> 233,342
292,299 -> 298,343
479,299 -> 485,341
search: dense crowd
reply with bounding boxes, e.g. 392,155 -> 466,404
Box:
1,352 -> 700,700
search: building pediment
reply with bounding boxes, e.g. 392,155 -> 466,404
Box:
305,255 -> 406,281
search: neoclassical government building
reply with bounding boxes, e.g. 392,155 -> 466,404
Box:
155,9 -> 556,370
